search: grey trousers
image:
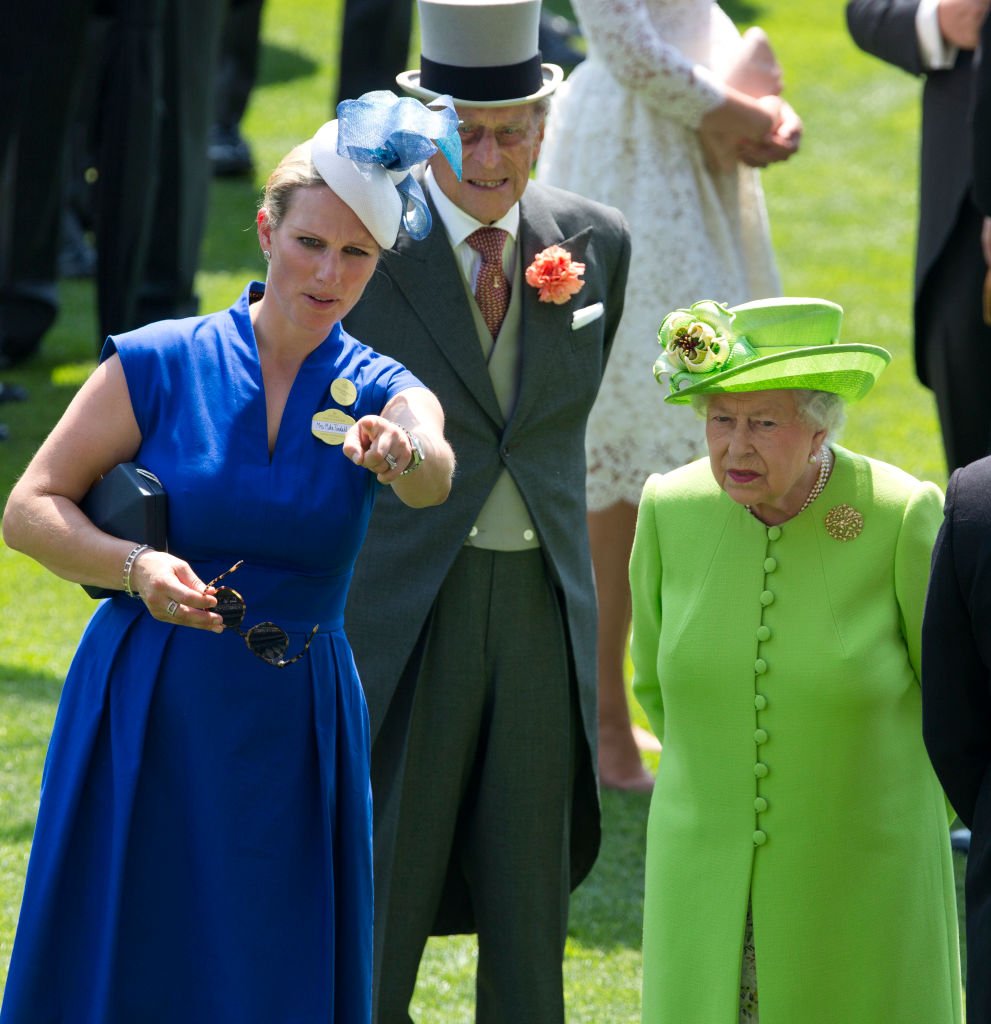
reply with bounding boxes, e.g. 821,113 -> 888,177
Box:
371,547 -> 577,1024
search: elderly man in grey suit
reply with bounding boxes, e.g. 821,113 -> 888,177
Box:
847,0 -> 991,471
342,1 -> 631,1020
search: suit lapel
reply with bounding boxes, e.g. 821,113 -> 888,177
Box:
510,193 -> 594,435
382,201 -> 504,428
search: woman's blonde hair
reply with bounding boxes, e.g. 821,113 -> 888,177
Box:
259,140 -> 326,229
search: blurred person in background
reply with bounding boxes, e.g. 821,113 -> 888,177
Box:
847,0 -> 991,472
537,0 -> 801,790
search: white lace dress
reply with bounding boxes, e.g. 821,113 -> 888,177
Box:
536,0 -> 781,510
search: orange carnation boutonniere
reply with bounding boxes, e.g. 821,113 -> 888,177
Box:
525,245 -> 586,304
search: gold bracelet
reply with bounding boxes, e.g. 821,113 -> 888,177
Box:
122,543 -> 152,598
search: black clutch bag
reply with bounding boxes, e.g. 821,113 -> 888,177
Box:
80,462 -> 168,599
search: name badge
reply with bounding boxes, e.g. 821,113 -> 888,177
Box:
311,408 -> 356,445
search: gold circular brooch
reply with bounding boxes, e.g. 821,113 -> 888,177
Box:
824,504 -> 864,541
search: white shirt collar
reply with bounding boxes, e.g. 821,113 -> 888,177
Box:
425,166 -> 520,248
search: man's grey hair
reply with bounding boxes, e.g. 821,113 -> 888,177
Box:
530,97 -> 551,122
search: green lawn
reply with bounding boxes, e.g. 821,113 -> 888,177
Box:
0,0 -> 964,1017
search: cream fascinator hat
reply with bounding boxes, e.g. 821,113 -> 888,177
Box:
397,0 -> 563,107
310,90 -> 462,248
655,297 -> 891,404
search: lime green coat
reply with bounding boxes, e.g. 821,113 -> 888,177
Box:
630,446 -> 961,1024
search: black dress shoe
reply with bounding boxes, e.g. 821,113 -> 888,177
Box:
209,124 -> 255,178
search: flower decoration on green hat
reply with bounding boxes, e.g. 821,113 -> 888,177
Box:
655,300 -> 757,392
653,296 -> 893,404
659,301 -> 735,373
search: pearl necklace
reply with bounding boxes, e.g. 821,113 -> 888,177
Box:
799,444 -> 832,513
746,444 -> 832,520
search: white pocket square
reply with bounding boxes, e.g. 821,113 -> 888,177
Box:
571,302 -> 604,331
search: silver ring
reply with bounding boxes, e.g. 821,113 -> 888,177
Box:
166,599 -> 179,617
384,453 -> 398,470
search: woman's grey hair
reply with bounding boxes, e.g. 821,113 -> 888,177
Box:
259,140 -> 325,230
691,389 -> 847,441
792,389 -> 846,440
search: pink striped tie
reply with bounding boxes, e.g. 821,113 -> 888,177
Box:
466,227 -> 510,339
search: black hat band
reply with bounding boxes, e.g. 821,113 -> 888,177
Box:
419,53 -> 545,102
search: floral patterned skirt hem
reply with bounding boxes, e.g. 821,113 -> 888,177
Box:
739,903 -> 759,1023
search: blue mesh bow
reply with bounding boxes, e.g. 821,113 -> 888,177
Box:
336,90 -> 462,240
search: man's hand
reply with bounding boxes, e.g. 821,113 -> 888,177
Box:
937,0 -> 990,50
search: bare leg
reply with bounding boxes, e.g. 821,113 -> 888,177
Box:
589,501 -> 655,792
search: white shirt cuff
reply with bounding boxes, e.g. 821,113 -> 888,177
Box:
916,0 -> 959,69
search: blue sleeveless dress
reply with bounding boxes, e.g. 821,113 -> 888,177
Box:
1,284 -> 422,1023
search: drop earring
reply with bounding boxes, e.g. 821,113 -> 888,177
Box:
263,250 -> 271,262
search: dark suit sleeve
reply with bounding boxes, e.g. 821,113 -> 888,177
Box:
974,13 -> 991,215
846,0 -> 926,76
922,468 -> 991,827
601,214 -> 632,368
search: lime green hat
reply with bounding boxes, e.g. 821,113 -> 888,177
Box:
655,297 -> 891,404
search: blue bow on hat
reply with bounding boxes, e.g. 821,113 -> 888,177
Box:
335,90 -> 462,241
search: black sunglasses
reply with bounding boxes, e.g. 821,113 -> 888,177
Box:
207,561 -> 319,668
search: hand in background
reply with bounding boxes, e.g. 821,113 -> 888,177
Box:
937,0 -> 991,50
700,25 -> 801,175
738,98 -> 803,167
698,89 -> 775,174
702,95 -> 802,172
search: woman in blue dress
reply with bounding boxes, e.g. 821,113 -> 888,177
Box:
0,92 -> 458,1023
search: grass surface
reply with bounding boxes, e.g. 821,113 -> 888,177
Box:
0,0 -> 964,1016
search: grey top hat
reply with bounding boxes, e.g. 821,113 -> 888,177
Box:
396,0 -> 564,107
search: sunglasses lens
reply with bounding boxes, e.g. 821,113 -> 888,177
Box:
213,587 -> 247,629
245,622 -> 290,665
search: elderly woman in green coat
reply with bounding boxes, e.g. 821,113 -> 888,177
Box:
629,297 -> 961,1024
